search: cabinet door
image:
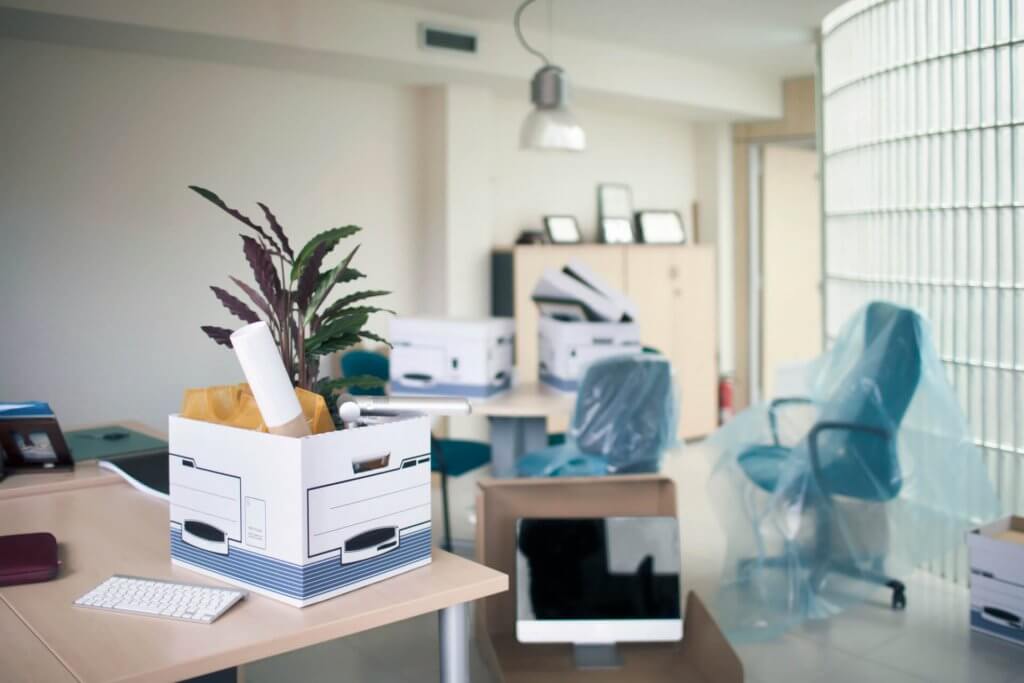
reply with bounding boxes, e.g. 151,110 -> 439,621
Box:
625,246 -> 718,440
513,245 -> 626,383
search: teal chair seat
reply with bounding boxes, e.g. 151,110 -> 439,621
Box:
737,445 -> 791,492
431,439 -> 491,477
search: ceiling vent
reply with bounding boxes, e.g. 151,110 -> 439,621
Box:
419,23 -> 477,54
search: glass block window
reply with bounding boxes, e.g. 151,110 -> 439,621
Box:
821,0 -> 1024,578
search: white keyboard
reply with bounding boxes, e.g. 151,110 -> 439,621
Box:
74,575 -> 246,624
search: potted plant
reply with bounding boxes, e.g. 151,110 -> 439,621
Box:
190,186 -> 390,408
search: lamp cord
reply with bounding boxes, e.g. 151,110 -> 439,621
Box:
515,0 -> 551,66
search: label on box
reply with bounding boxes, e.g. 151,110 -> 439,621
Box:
245,497 -> 267,549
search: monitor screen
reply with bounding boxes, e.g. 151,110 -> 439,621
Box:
515,516 -> 682,643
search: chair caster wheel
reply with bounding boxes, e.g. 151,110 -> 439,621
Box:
887,580 -> 906,610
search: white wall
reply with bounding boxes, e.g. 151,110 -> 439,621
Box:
0,32 -> 732,435
0,38 -> 423,430
491,97 -> 696,245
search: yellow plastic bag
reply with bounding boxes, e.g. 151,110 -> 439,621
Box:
181,383 -> 334,435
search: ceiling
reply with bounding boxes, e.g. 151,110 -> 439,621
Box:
385,0 -> 845,77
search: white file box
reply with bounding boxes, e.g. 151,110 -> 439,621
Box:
968,516 -> 1024,646
538,317 -> 642,392
168,413 -> 432,607
389,317 -> 514,398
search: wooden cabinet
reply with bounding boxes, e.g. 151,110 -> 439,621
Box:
492,244 -> 718,440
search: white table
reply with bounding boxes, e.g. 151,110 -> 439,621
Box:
470,383 -> 574,478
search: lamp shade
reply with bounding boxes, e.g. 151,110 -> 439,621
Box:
520,65 -> 585,152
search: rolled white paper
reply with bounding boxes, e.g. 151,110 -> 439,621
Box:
230,321 -> 308,435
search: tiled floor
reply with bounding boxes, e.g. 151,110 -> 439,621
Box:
245,443 -> 1024,682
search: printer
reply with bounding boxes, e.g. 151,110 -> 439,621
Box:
533,261 -> 642,392
389,317 -> 515,398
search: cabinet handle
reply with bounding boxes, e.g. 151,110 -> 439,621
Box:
669,266 -> 679,280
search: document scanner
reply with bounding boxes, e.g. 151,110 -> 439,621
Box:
531,260 -> 637,323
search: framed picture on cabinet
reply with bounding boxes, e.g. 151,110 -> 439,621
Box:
635,210 -> 687,244
597,184 -> 635,244
543,215 -> 583,244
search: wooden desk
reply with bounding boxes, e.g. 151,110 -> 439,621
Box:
0,457 -> 507,683
0,420 -> 162,501
470,384 -> 574,478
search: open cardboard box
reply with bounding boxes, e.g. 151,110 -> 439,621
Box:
475,475 -> 743,682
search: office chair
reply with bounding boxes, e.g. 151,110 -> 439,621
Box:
734,302 -> 922,610
339,349 -> 491,551
517,354 -> 677,477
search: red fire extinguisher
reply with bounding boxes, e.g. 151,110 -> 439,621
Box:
718,375 -> 735,425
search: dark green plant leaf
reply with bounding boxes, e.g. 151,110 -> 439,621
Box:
306,332 -> 361,356
294,241 -> 329,313
189,186 -> 281,253
229,276 -> 275,322
290,226 -> 361,281
320,305 -> 394,325
358,330 -> 392,348
257,202 -> 294,260
201,325 -> 234,348
320,290 -> 390,320
304,245 -> 361,324
306,311 -> 368,345
241,234 -> 283,318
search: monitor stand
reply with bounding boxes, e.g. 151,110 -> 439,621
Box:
573,643 -> 622,670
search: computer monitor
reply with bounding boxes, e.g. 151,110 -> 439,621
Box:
515,516 -> 682,669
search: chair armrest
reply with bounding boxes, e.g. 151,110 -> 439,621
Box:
807,421 -> 892,496
768,397 -> 814,445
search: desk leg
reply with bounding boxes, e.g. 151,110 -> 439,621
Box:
489,417 -> 548,478
439,601 -> 469,683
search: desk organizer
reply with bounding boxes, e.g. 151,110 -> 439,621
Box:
537,317 -> 642,392
168,414 -> 432,607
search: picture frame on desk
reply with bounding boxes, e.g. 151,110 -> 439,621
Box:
0,417 -> 74,471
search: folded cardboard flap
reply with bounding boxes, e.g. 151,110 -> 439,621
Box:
475,476 -> 743,682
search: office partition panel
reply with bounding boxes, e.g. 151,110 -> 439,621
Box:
821,0 -> 1024,581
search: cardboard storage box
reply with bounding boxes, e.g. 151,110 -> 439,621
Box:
475,476 -> 743,682
537,317 -> 642,393
168,413 -> 433,607
390,317 -> 515,398
968,515 -> 1024,645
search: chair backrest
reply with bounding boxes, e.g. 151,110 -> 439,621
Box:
815,302 -> 923,501
340,350 -> 389,396
571,354 -> 676,473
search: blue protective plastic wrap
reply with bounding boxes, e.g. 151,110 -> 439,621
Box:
706,302 -> 1001,640
517,354 -> 678,477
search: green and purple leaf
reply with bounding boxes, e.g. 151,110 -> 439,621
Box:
189,186 -> 281,252
201,325 -> 235,348
210,285 -> 260,324
303,245 -> 361,323
290,225 -> 361,282
229,276 -> 275,322
257,202 -> 294,260
320,290 -> 390,321
241,234 -> 283,317
294,241 -> 330,313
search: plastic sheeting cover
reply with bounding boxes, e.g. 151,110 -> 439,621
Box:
706,302 -> 1001,640
517,354 -> 678,476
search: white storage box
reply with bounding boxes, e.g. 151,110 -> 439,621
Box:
168,413 -> 433,607
389,317 -> 514,398
538,317 -> 642,392
967,516 -> 1024,645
